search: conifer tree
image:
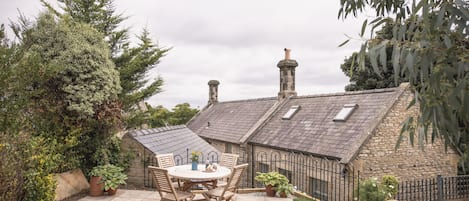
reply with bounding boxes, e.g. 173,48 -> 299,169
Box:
50,0 -> 170,128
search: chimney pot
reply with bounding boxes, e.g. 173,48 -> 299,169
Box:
284,48 -> 291,60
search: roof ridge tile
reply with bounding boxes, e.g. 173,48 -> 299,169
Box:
217,97 -> 277,104
292,87 -> 398,99
129,125 -> 187,137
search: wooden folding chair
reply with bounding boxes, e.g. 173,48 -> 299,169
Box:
149,166 -> 195,201
156,153 -> 176,168
217,153 -> 239,187
156,153 -> 183,189
219,153 -> 238,169
203,163 -> 248,201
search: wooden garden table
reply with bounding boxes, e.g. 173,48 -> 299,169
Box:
167,164 -> 231,191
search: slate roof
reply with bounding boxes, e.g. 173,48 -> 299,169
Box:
187,97 -> 278,143
249,86 -> 406,163
126,125 -> 219,164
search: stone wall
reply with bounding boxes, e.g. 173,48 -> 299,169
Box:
121,134 -> 153,188
205,139 -> 243,157
354,89 -> 459,181
54,169 -> 89,201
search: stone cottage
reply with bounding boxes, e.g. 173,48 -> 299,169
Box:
187,49 -> 459,199
121,125 -> 219,187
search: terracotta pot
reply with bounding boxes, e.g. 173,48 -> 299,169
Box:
89,176 -> 104,196
106,188 -> 117,195
265,185 -> 276,197
279,192 -> 287,198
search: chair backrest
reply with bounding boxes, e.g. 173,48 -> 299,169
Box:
148,166 -> 179,200
223,163 -> 248,195
219,153 -> 238,168
156,153 -> 175,168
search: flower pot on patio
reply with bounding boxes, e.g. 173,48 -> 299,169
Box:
89,176 -> 104,196
279,192 -> 287,198
265,184 -> 276,197
106,188 -> 117,195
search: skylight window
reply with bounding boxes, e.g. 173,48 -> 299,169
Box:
333,104 -> 358,122
282,105 -> 300,120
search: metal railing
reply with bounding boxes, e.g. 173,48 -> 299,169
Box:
396,175 -> 469,201
143,149 -> 469,201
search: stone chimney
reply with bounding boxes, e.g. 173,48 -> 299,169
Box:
277,48 -> 298,99
208,80 -> 220,104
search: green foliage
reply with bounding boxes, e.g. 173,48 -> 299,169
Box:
276,183 -> 294,196
90,136 -> 135,172
22,12 -> 121,118
1,4 -> 129,200
18,11 -> 122,172
23,136 -> 62,201
382,175 -> 399,197
0,22 -> 56,201
255,171 -> 289,187
341,21 -> 408,91
339,0 -> 469,170
55,0 -> 126,39
357,176 -> 398,201
170,103 -> 200,125
54,0 -> 170,128
148,103 -> 199,128
91,164 -> 127,190
148,105 -> 171,127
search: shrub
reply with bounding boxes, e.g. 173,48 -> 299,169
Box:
276,183 -> 294,196
382,175 -> 399,197
255,171 -> 289,187
91,164 -> 127,191
358,175 -> 399,201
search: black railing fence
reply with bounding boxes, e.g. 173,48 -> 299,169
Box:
396,175 -> 469,201
143,149 -> 469,201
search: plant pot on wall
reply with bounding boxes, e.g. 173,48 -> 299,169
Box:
265,184 -> 276,197
89,176 -> 104,196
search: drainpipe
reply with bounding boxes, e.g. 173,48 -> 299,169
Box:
251,143 -> 255,188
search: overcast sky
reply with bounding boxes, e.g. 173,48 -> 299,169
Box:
0,0 -> 369,109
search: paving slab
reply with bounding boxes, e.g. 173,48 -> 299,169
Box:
78,189 -> 295,201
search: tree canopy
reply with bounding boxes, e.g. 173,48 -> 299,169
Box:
49,0 -> 170,128
339,0 -> 468,169
22,13 -> 121,118
148,103 -> 199,128
341,21 -> 408,91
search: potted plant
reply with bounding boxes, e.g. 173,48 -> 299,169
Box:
190,151 -> 201,170
89,165 -> 106,196
255,172 -> 289,197
276,183 -> 294,198
90,164 -> 127,196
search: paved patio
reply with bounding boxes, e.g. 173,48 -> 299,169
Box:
78,189 -> 295,201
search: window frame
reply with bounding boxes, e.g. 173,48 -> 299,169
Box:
282,105 -> 301,120
309,177 -> 328,201
333,104 -> 358,122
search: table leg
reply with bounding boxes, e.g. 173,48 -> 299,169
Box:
182,180 -> 193,191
